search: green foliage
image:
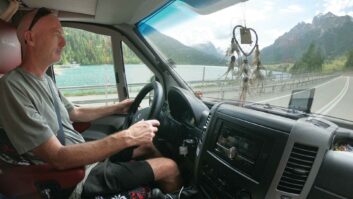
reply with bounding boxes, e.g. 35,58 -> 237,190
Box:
264,63 -> 293,72
58,27 -> 141,65
59,26 -> 224,66
261,14 -> 353,65
291,43 -> 324,73
345,48 -> 353,68
121,42 -> 142,64
323,56 -> 346,72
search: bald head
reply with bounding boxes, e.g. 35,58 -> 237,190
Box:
17,9 -> 37,46
17,8 -> 56,47
16,8 -> 66,71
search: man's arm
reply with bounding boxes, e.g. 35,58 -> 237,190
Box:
69,99 -> 133,122
32,120 -> 159,170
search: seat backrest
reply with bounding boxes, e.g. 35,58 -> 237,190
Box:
0,19 -> 85,199
0,19 -> 24,164
0,19 -> 21,76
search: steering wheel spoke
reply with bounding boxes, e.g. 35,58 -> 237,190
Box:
123,81 -> 164,129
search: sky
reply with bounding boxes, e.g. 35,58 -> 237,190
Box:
142,0 -> 353,52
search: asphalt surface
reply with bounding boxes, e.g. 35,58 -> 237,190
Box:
67,74 -> 353,122
253,75 -> 353,121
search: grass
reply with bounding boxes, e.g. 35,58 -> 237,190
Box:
263,63 -> 294,72
263,56 -> 348,73
322,56 -> 346,72
62,88 -> 117,96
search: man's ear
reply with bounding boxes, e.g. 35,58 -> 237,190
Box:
24,31 -> 35,46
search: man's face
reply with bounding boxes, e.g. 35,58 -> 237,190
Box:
30,15 -> 66,65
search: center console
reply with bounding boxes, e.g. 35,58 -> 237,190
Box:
194,103 -> 350,199
195,103 -> 294,198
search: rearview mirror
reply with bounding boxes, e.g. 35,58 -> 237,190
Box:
181,0 -> 247,15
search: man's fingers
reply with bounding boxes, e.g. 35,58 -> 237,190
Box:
147,119 -> 160,127
152,126 -> 158,132
125,99 -> 134,104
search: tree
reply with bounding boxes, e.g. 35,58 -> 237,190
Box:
291,43 -> 324,73
345,48 -> 353,68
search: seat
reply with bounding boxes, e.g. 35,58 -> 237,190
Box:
0,19 -> 21,73
0,19 -> 85,199
0,18 -> 155,199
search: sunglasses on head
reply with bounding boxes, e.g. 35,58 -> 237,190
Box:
28,7 -> 52,31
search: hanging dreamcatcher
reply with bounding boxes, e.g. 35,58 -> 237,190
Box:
224,25 -> 265,105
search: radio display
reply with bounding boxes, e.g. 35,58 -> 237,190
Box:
213,121 -> 264,172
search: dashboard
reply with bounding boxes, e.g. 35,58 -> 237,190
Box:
168,86 -> 209,128
195,103 -> 292,199
167,87 -> 353,199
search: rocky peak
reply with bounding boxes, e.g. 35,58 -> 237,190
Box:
312,12 -> 351,29
261,12 -> 353,64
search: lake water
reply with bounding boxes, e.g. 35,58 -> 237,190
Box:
54,64 -> 288,87
55,64 -> 230,87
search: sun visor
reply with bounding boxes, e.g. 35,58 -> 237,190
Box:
22,0 -> 97,16
181,0 -> 247,15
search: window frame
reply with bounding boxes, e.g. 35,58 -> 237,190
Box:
60,22 -> 127,101
60,22 -> 167,101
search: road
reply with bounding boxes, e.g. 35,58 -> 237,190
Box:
252,75 -> 352,121
66,73 -> 353,122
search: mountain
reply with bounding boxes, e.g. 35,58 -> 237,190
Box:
140,25 -> 226,66
261,12 -> 353,64
192,42 -> 224,58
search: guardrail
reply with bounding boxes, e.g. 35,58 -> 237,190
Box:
200,73 -> 339,101
59,72 -> 340,105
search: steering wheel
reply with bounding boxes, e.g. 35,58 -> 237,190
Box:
123,81 -> 164,129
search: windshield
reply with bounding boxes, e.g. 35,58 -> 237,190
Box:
138,0 -> 353,122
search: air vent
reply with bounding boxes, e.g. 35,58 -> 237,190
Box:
277,143 -> 318,194
205,113 -> 212,127
201,112 -> 212,141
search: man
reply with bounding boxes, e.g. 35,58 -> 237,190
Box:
0,8 -> 181,198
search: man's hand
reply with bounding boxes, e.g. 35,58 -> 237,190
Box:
116,99 -> 134,114
69,99 -> 134,122
125,120 -> 160,146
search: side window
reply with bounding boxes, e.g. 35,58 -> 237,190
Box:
122,41 -> 154,108
54,27 -> 118,106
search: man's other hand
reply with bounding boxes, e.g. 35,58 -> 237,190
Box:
116,99 -> 134,114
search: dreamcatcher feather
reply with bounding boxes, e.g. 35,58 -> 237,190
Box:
239,59 -> 250,102
250,45 -> 265,93
222,38 -> 241,80
222,25 -> 265,105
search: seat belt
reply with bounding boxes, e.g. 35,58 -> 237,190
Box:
47,78 -> 65,145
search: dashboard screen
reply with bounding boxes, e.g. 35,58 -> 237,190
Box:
216,127 -> 261,163
213,121 -> 264,174
288,89 -> 315,113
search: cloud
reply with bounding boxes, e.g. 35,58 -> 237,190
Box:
260,28 -> 287,47
323,0 -> 353,16
304,18 -> 312,23
161,0 -> 314,51
280,4 -> 304,13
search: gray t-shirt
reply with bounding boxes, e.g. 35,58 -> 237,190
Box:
0,67 -> 85,159
0,67 -> 97,198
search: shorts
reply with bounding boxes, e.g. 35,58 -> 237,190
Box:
81,148 -> 154,198
109,147 -> 134,162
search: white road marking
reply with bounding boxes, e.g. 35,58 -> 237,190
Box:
316,77 -> 349,116
255,76 -> 342,104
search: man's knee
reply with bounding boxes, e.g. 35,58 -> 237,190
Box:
161,158 -> 179,176
146,157 -> 179,180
